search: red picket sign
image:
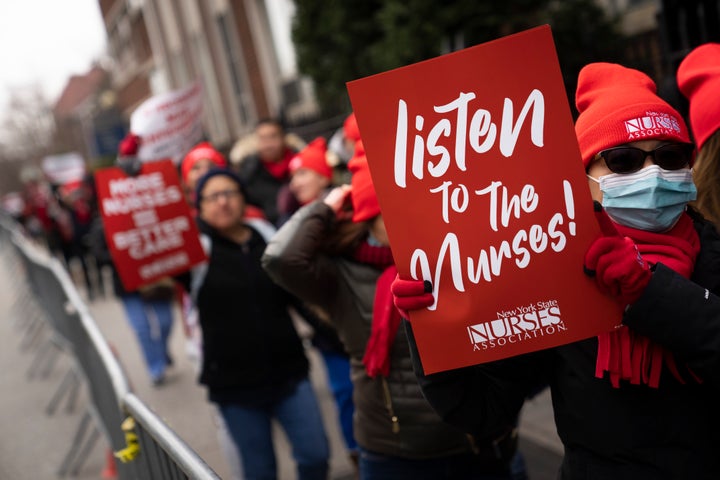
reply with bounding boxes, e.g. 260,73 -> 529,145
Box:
95,159 -> 206,291
347,25 -> 622,374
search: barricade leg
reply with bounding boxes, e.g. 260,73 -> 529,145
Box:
46,368 -> 79,416
26,337 -> 58,379
19,312 -> 45,351
68,426 -> 100,476
57,410 -> 93,477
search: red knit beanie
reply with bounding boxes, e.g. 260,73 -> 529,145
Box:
677,43 -> 720,150
575,63 -> 690,167
119,133 -> 141,157
181,142 -> 227,183
344,113 -> 361,143
349,144 -> 381,223
347,139 -> 366,172
288,137 -> 333,180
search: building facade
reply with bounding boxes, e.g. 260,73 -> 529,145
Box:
98,0 -> 318,151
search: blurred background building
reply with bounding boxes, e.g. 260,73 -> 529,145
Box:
1,0 -> 719,195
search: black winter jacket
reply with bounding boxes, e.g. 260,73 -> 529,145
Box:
410,212 -> 720,479
194,221 -> 308,404
236,151 -> 294,225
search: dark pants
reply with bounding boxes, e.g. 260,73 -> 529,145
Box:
359,448 -> 525,480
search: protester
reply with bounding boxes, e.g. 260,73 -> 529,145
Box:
181,142 -> 229,208
288,137 -> 334,205
327,112 -> 362,186
278,136 -> 359,463
276,136 -> 334,226
176,140 -> 250,479
393,62 -> 720,479
19,168 -> 53,241
187,168 -> 329,480
263,143 -> 524,480
91,133 -> 176,386
677,42 -> 720,226
236,119 -> 299,225
177,141 -> 229,362
57,178 -> 98,300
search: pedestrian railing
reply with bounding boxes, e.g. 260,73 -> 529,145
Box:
0,217 -> 220,480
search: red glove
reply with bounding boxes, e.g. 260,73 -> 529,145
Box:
584,235 -> 651,307
391,275 -> 434,319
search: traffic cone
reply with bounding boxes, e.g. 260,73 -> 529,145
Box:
101,448 -> 118,479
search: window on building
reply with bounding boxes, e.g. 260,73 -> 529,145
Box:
216,12 -> 254,126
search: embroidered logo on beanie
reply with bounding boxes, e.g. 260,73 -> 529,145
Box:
574,63 -> 690,167
623,112 -> 683,139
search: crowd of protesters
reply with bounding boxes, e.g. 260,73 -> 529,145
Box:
6,41 -> 720,480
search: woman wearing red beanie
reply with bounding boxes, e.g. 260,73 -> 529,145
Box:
181,142 -> 228,202
288,137 -> 334,205
263,142 -> 524,480
677,43 -> 720,226
393,62 -> 720,479
276,137 -> 335,227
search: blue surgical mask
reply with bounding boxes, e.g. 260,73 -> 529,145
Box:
588,164 -> 696,232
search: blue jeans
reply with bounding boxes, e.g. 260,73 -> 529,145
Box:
359,448 -> 519,480
120,293 -> 173,382
320,351 -> 357,451
218,378 -> 329,480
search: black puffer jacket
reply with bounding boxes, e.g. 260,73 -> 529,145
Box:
410,212 -> 720,479
262,201 -> 511,462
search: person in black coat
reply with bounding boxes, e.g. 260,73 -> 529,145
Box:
189,168 -> 329,480
394,63 -> 720,479
236,119 -> 298,225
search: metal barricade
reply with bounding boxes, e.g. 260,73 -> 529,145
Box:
123,394 -> 221,480
0,217 -> 221,480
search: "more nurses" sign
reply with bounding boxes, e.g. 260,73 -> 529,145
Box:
95,160 -> 206,291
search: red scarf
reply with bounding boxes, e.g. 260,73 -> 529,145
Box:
262,149 -> 294,181
596,213 -> 702,388
353,241 -> 399,378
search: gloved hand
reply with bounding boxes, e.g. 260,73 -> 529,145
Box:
391,275 -> 434,319
584,235 -> 651,307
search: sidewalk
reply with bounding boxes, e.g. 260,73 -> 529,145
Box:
0,254 -> 562,479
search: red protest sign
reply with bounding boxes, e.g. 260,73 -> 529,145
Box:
95,160 -> 207,291
347,25 -> 622,374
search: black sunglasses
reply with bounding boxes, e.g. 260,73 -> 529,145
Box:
598,143 -> 694,174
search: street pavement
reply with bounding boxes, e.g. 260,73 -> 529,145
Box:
0,256 -> 563,479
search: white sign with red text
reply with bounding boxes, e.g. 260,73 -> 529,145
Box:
130,82 -> 204,164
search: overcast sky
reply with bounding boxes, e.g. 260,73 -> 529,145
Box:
0,0 -> 106,111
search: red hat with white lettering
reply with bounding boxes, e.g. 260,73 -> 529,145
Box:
181,142 -> 227,183
349,143 -> 381,223
289,137 -> 333,180
677,43 -> 720,150
575,62 -> 690,167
